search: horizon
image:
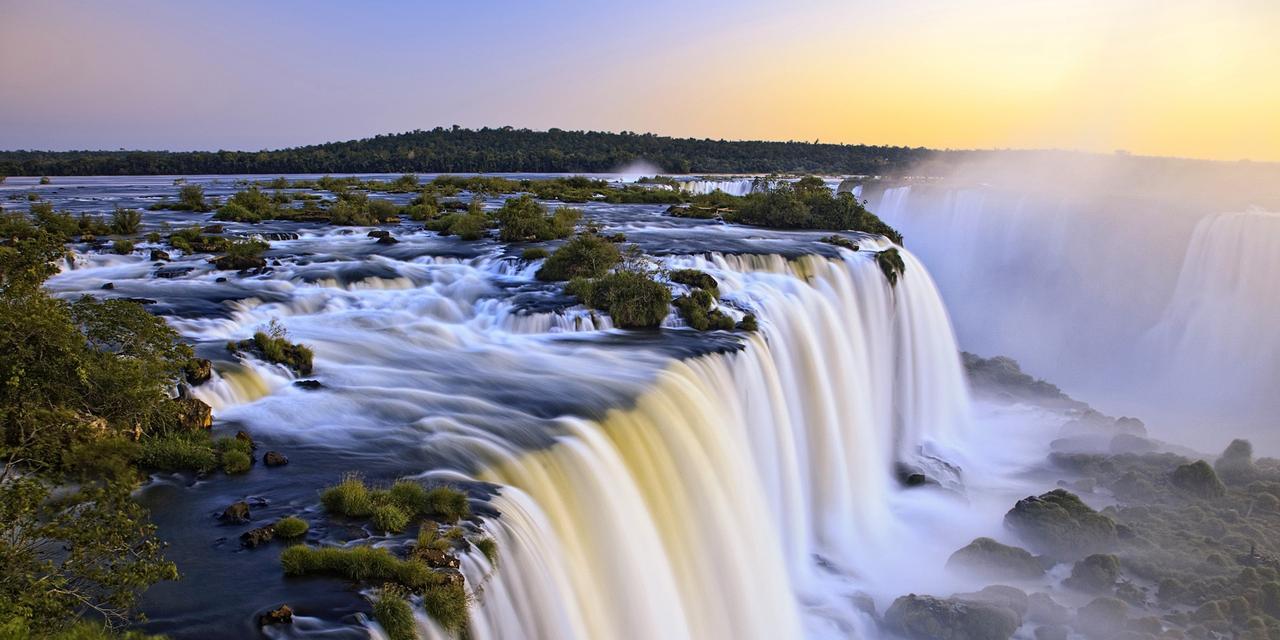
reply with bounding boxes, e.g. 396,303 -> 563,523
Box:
2,0 -> 1277,162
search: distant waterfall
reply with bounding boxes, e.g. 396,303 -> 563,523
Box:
465,251 -> 971,640
679,178 -> 758,196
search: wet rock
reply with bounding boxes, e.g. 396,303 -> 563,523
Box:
183,358 -> 212,386
895,462 -> 935,488
1170,460 -> 1226,498
264,451 -> 288,467
947,537 -> 1046,580
240,525 -> 275,548
259,605 -> 293,626
220,501 -> 251,524
376,234 -> 400,245
260,232 -> 299,241
235,430 -> 256,449
293,379 -> 324,390
884,594 -> 1020,640
210,255 -> 266,271
101,282 -> 114,290
1027,593 -> 1071,625
155,267 -> 193,279
215,276 -> 227,283
1074,596 -> 1128,639
418,547 -> 461,570
172,397 -> 213,430
1004,489 -> 1116,559
1110,433 -> 1157,455
954,586 -> 1028,618
1064,554 -> 1120,593
150,249 -> 170,261
367,230 -> 391,239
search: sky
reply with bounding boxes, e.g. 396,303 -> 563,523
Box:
1,0 -> 1278,161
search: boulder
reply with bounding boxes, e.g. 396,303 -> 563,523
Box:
1170,460 -> 1226,498
884,594 -> 1020,640
101,282 -> 114,290
1004,489 -> 1116,559
376,234 -> 399,245
220,500 -> 251,524
263,451 -> 288,467
172,397 -> 213,430
1214,439 -> 1255,484
183,358 -> 212,386
1064,554 -> 1121,593
203,224 -> 224,234
1027,593 -> 1071,625
294,379 -> 323,390
210,255 -> 266,271
947,537 -> 1045,580
150,249 -> 171,261
155,267 -> 193,279
417,547 -> 461,570
1074,597 -> 1128,639
259,605 -> 293,626
241,525 -> 275,548
953,586 -> 1028,617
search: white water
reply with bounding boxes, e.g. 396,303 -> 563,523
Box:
464,250 -> 973,640
873,184 -> 1280,451
679,178 -> 758,196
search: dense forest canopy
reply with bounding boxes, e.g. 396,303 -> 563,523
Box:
0,127 -> 940,176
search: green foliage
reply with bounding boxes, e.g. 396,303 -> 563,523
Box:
422,486 -> 471,522
673,287 -> 734,331
1171,460 -> 1227,498
474,537 -> 498,565
520,247 -> 549,261
535,233 -> 621,281
321,474 -> 376,518
568,270 -> 671,329
426,198 -> 488,240
39,176 -> 51,185
736,314 -> 758,332
228,323 -> 313,375
166,226 -> 225,254
214,187 -> 281,223
137,433 -> 217,473
321,476 -> 471,525
876,248 -> 906,287
110,208 -> 142,235
494,195 -> 579,241
220,450 -> 251,475
178,184 -> 208,211
273,516 -> 309,539
668,269 -> 719,295
0,214 -> 67,291
720,179 -> 904,243
1004,489 -> 1117,559
821,234 -> 859,250
111,239 -> 135,255
280,545 -> 433,588
372,585 -> 416,640
371,504 -> 410,534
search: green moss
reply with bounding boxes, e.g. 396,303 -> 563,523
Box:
821,234 -> 859,250
273,516 -> 309,539
423,486 -> 471,522
535,233 -> 621,281
111,239 -> 135,255
221,450 -> 252,475
876,247 -> 906,287
421,580 -> 469,633
1004,489 -> 1117,559
372,504 -> 411,534
372,585 -> 416,640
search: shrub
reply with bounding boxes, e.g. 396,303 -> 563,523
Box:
39,176 -> 51,185
273,516 -> 309,538
569,270 -> 670,329
821,234 -> 859,250
215,187 -> 277,222
231,325 -> 314,375
535,234 -> 621,281
1171,460 -> 1227,498
110,207 -> 142,235
673,288 -> 734,331
494,195 -> 579,241
372,585 -> 416,640
178,184 -> 208,211
876,248 -> 906,287
222,450 -> 252,474
668,269 -> 719,294
321,474 -> 376,518
421,579 -> 469,632
388,480 -> 428,512
402,199 -> 438,221
737,314 -> 759,332
111,239 -> 135,255
521,247 -> 549,261
372,504 -> 411,534
137,433 -> 218,473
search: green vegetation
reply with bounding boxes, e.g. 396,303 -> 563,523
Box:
821,234 -> 859,250
214,186 -> 279,222
110,207 -> 142,235
273,516 -> 309,539
520,247 -> 549,261
150,184 -> 211,212
673,288 -> 734,331
371,504 -> 411,534
166,225 -> 225,254
227,320 -> 313,375
535,233 -> 621,281
28,202 -> 111,241
210,238 -> 268,270
1004,489 -> 1117,559
494,195 -> 579,241
39,176 -> 51,185
111,239 -> 135,255
567,270 -> 671,329
320,475 -> 472,524
876,247 -> 906,287
474,537 -> 498,565
137,432 -> 218,473
424,196 -> 488,240
668,269 -> 719,295
372,585 -> 416,640
736,314 -> 758,332
0,126 -> 935,176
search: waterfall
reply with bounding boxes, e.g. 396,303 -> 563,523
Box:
463,250 -> 971,640
679,178 -> 758,197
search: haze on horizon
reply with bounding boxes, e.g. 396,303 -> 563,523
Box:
2,0 -> 1277,162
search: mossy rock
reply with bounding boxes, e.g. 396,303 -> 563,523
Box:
1004,489 -> 1117,559
1073,596 -> 1128,639
1171,460 -> 1227,499
947,537 -> 1046,581
884,594 -> 1020,640
1064,554 -> 1121,593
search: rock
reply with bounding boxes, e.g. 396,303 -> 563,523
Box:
1004,489 -> 1116,559
884,594 -> 1021,640
264,451 -> 288,467
150,249 -> 170,261
367,230 -> 391,239
1215,439 -> 1254,484
849,592 -> 878,620
1170,460 -> 1226,498
293,379 -> 323,390
215,276 -> 227,283
1110,433 -> 1157,455
172,397 -> 213,430
1074,596 -> 1128,639
1033,625 -> 1069,640
1027,593 -> 1071,625
210,255 -> 266,271
220,501 -> 251,523
376,234 -> 399,245
259,605 -> 293,626
1064,554 -> 1120,593
155,267 -> 192,279
240,525 -> 275,548
947,537 -> 1046,580
235,430 -> 256,449
203,224 -> 224,234
418,547 -> 461,570
895,462 -> 935,488
183,358 -> 212,386
260,232 -> 299,241
953,586 -> 1028,617
101,282 -> 115,290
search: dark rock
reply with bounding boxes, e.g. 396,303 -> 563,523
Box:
150,249 -> 171,261
155,267 -> 193,279
1074,596 -> 1128,639
235,430 -> 256,450
1004,489 -> 1116,559
259,605 -> 293,626
183,358 -> 212,386
215,276 -> 228,283
203,224 -> 224,234
220,501 -> 251,524
885,594 -> 1020,640
1027,593 -> 1071,625
376,234 -> 399,245
240,525 -> 275,548
172,397 -> 213,430
367,230 -> 391,239
1170,460 -> 1226,498
210,255 -> 266,271
895,462 -> 936,488
263,451 -> 288,467
947,537 -> 1046,580
1064,554 -> 1120,593
259,232 -> 299,241
293,379 -> 324,390
100,282 -> 114,290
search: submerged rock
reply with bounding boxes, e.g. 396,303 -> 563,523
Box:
240,525 -> 275,548
150,249 -> 170,261
259,605 -> 293,626
100,282 -> 114,290
220,501 -> 251,524
263,451 -> 288,467
947,537 -> 1046,580
884,594 -> 1020,640
1004,489 -> 1116,559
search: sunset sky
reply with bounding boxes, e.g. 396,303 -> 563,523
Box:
2,0 -> 1277,161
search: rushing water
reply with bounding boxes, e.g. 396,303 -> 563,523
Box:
14,174 -> 1062,639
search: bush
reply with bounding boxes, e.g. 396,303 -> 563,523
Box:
39,176 -> 51,185
668,269 -> 719,294
178,184 -> 208,211
371,504 -> 411,533
568,270 -> 670,329
421,579 -> 469,633
535,234 -> 621,281
321,474 -> 375,518
110,207 -> 142,235
494,195 -> 579,241
229,323 -> 314,375
273,516 -> 309,539
673,288 -> 734,331
137,433 -> 218,473
111,239 -> 135,255
222,450 -> 251,475
737,314 -> 758,332
215,187 -> 277,222
423,486 -> 471,522
372,585 -> 416,640
1171,460 -> 1227,498
521,247 -> 549,261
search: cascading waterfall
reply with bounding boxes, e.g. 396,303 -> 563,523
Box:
463,250 -> 971,640
679,178 -> 758,196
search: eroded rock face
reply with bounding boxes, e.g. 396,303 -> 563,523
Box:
947,537 -> 1046,581
172,397 -> 213,430
184,358 -> 212,386
884,594 -> 1020,640
1004,489 -> 1116,559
